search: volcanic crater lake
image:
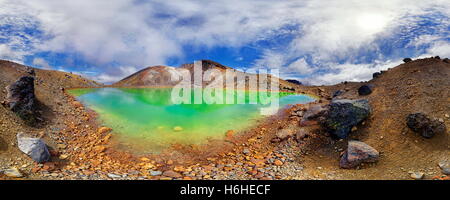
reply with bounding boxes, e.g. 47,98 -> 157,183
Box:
69,88 -> 315,154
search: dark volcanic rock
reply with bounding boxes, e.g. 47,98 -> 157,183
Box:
27,67 -> 36,76
332,90 -> 344,98
321,99 -> 371,139
358,84 -> 374,96
372,72 -> 382,79
340,140 -> 379,169
286,79 -> 302,85
281,85 -> 295,92
444,58 -> 450,63
406,113 -> 446,138
26,67 -> 35,76
4,76 -> 39,125
17,133 -> 50,163
423,121 -> 445,138
403,58 -> 412,63
406,113 -> 429,133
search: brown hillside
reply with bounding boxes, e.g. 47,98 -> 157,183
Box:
299,57 -> 450,179
0,60 -> 102,177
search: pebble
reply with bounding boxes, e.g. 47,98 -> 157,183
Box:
56,144 -> 67,149
3,168 -> 23,178
409,172 -> 424,180
150,171 -> 162,176
225,130 -> 235,138
173,126 -> 183,132
243,148 -> 250,155
274,160 -> 283,166
445,114 -> 449,118
107,173 -> 122,179
98,127 -> 112,134
163,170 -> 182,178
438,161 -> 450,175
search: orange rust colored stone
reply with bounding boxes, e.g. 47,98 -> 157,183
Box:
140,157 -> 150,162
93,145 -> 106,153
98,127 -> 112,134
72,101 -> 83,108
42,162 -> 56,171
274,160 -> 283,166
225,130 -> 235,139
250,158 -> 266,167
173,166 -> 185,172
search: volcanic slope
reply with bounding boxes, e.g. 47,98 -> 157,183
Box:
0,60 -> 102,175
299,57 -> 449,179
112,60 -> 300,92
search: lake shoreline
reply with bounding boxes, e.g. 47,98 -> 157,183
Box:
54,87 -> 321,180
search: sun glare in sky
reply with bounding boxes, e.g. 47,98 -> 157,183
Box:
356,13 -> 391,34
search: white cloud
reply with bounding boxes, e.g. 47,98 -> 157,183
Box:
426,41 -> 450,58
285,58 -> 314,75
89,66 -> 138,84
301,60 -> 403,85
0,0 -> 301,67
252,50 -> 286,70
251,0 -> 450,84
0,44 -> 24,62
32,57 -> 52,69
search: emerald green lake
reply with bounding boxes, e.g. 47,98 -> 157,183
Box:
69,88 -> 315,154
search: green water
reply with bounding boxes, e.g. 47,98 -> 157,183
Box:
69,88 -> 315,154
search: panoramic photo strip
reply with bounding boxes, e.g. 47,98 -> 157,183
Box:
0,0 -> 448,197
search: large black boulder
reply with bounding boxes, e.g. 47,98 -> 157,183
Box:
4,76 -> 38,125
358,84 -> 374,96
403,58 -> 413,63
406,113 -> 446,138
321,99 -> 371,139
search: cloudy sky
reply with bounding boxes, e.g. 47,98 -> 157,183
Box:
0,0 -> 449,85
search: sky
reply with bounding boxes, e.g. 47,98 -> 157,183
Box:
0,0 -> 449,85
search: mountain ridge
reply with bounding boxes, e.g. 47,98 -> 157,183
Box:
112,59 -> 300,92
